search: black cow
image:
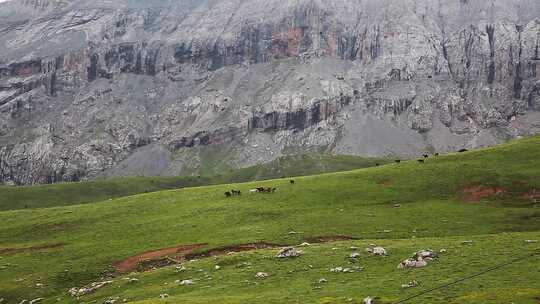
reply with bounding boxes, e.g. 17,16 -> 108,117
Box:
417,159 -> 425,163
395,160 -> 401,164
224,191 -> 232,197
423,154 -> 429,158
290,180 -> 295,184
458,149 -> 468,153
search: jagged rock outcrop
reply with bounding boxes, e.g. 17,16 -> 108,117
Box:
0,0 -> 539,184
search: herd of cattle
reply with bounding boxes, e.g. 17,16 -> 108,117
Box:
224,148 -> 470,197
224,180 -> 294,197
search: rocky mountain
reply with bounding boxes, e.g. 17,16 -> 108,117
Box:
0,0 -> 539,185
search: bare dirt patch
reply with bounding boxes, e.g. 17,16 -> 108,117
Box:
522,189 -> 540,202
462,185 -> 507,202
114,235 -> 358,273
113,244 -> 207,273
0,243 -> 64,255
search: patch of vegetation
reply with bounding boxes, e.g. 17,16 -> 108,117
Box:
0,136 -> 538,303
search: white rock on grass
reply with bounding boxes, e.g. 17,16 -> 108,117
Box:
159,294 -> 169,299
350,252 -> 360,258
330,266 -> 363,273
398,249 -> 438,269
214,265 -> 221,270
299,242 -> 311,247
29,299 -> 44,304
318,278 -> 328,283
366,246 -> 387,256
363,297 -> 374,304
175,265 -> 186,272
69,281 -> 113,297
177,280 -> 194,286
330,267 -> 343,273
276,247 -> 303,258
398,257 -> 428,269
401,280 -> 419,288
255,272 -> 269,279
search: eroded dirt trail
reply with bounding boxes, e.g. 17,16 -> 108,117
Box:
114,235 -> 358,273
113,244 -> 207,273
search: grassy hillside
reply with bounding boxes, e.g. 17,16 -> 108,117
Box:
0,136 -> 539,303
0,154 -> 390,211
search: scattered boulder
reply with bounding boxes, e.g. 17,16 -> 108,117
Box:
159,294 -> 169,299
103,298 -> 117,304
415,249 -> 437,260
330,266 -> 363,273
276,247 -> 303,258
214,265 -> 221,270
0,298 -> 4,303
401,280 -> 419,289
439,248 -> 447,253
178,279 -> 194,286
363,297 -> 374,304
398,249 -> 437,269
318,278 -> 328,283
255,272 -> 269,279
127,278 -> 139,283
69,281 -> 113,297
299,242 -> 311,247
29,299 -> 43,304
525,240 -> 538,243
350,252 -> 360,258
462,240 -> 473,245
175,265 -> 186,272
366,246 -> 387,256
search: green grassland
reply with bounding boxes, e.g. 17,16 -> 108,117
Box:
0,136 -> 539,303
0,154 -> 390,211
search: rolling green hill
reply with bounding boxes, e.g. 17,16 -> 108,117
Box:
0,136 -> 539,303
0,154 -> 390,211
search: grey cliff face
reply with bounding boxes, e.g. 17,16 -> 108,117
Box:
0,0 -> 539,184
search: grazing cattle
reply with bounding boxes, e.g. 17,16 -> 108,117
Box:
254,187 -> 277,193
224,191 -> 232,198
376,163 -> 380,167
395,160 -> 401,164
290,180 -> 295,184
231,189 -> 241,196
458,149 -> 468,153
417,159 -> 425,163
423,154 -> 429,158
249,189 -> 258,193
434,153 -> 439,156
